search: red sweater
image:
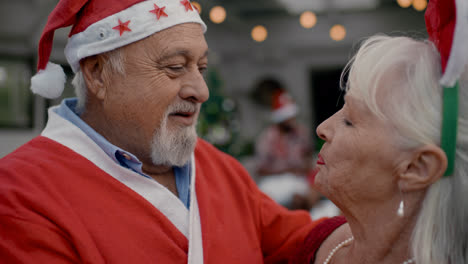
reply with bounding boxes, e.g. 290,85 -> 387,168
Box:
289,216 -> 347,264
0,136 -> 322,263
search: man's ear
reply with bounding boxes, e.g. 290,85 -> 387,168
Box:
398,145 -> 448,192
80,55 -> 107,100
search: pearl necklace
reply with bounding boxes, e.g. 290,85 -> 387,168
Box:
322,236 -> 354,264
322,236 -> 415,264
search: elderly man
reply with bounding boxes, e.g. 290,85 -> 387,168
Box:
0,0 -> 325,263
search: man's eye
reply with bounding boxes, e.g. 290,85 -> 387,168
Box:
167,66 -> 184,71
198,66 -> 207,74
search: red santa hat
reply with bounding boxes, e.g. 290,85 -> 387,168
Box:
271,90 -> 298,123
425,0 -> 468,87
425,0 -> 468,176
31,0 -> 206,99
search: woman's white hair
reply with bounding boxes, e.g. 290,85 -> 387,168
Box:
342,35 -> 468,264
71,48 -> 125,114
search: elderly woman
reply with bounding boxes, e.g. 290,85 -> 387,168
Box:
290,34 -> 468,264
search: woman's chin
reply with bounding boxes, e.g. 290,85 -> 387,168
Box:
311,171 -> 325,191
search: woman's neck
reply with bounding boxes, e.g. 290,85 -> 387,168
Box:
333,194 -> 423,264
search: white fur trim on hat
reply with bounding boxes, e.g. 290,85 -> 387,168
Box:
65,0 -> 206,72
271,104 -> 298,123
30,62 -> 66,99
440,0 -> 468,87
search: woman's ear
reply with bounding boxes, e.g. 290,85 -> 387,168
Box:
398,145 -> 447,192
80,55 -> 107,100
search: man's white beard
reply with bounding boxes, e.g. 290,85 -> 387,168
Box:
150,102 -> 198,167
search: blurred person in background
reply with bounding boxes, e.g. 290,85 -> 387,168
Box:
0,0 -> 334,263
255,84 -> 321,210
291,0 -> 468,262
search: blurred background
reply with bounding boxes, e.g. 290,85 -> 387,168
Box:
0,0 -> 427,169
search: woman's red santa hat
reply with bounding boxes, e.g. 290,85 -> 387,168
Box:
271,90 -> 299,123
426,0 -> 468,87
31,0 -> 206,99
425,0 -> 468,176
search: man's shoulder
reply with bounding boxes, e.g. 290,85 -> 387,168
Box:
195,138 -> 236,161
0,136 -> 86,177
195,138 -> 245,169
2,136 -> 66,160
194,138 -> 256,185
0,136 -> 83,215
194,137 -> 217,152
3,136 -> 51,161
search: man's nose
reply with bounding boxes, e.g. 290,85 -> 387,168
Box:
179,69 -> 209,103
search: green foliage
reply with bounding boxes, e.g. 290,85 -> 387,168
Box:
197,67 -> 253,158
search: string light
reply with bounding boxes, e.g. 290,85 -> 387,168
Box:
251,25 -> 268,42
192,1 -> 202,14
300,11 -> 317,29
412,0 -> 427,11
209,6 -> 226,24
330,24 -> 346,41
397,0 -> 412,8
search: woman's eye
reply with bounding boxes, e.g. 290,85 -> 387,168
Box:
344,119 -> 353,126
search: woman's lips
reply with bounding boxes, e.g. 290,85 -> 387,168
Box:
317,154 -> 325,165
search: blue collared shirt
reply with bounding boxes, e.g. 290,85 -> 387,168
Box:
54,98 -> 191,209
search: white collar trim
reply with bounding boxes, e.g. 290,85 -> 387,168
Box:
41,107 -> 197,240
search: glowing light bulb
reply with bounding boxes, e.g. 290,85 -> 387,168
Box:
192,1 -> 202,14
397,0 -> 412,8
251,25 -> 268,42
412,0 -> 427,11
210,6 -> 226,24
330,24 -> 346,41
300,11 -> 317,29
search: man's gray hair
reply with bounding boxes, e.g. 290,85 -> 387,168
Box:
71,48 -> 125,114
343,35 -> 468,264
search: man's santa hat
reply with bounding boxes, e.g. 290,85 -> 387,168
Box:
31,0 -> 206,99
271,90 -> 298,123
425,0 -> 468,175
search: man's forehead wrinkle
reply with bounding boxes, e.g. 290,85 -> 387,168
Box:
158,48 -> 208,62
158,49 -> 190,62
131,28 -> 208,63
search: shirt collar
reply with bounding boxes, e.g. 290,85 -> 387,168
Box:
53,98 -> 192,208
53,98 -> 142,168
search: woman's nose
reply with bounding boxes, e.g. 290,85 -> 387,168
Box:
316,115 -> 333,142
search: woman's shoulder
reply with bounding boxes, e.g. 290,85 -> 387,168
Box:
290,216 -> 348,264
314,217 -> 351,264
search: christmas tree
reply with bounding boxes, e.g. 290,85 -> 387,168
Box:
197,67 -> 252,158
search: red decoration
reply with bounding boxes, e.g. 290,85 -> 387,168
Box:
150,4 -> 168,20
180,0 -> 193,12
272,90 -> 293,110
113,19 -> 132,36
425,0 -> 456,72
